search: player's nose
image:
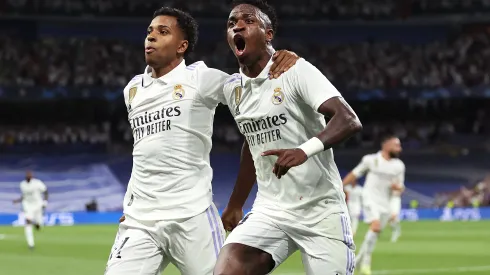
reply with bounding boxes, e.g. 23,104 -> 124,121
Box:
233,21 -> 246,33
146,35 -> 156,43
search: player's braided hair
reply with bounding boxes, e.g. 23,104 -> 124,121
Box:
153,7 -> 198,56
231,0 -> 278,33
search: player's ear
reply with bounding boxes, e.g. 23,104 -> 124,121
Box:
177,40 -> 189,55
266,28 -> 274,43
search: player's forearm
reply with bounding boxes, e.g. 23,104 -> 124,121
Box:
13,197 -> 23,203
342,172 -> 357,186
227,141 -> 256,209
316,112 -> 362,150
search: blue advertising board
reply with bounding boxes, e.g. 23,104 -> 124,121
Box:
0,207 -> 488,226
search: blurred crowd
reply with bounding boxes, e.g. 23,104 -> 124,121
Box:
2,28 -> 490,90
0,124 -> 110,147
435,175 -> 490,207
3,0 -> 490,20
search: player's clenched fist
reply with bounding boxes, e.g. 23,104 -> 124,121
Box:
221,206 -> 243,232
261,148 -> 308,179
119,215 -> 125,223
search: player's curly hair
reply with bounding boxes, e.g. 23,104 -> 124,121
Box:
231,0 -> 278,33
153,7 -> 198,56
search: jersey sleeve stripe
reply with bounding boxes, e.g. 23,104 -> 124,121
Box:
224,73 -> 241,85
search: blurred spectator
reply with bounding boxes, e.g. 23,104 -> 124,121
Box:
2,29 -> 490,90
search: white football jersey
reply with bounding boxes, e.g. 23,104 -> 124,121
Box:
20,178 -> 46,208
123,60 -> 228,221
352,152 -> 405,213
223,58 -> 347,225
345,184 -> 363,211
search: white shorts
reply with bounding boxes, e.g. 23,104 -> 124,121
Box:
23,205 -> 44,225
390,196 -> 402,215
362,202 -> 390,227
105,203 -> 225,275
224,211 -> 356,275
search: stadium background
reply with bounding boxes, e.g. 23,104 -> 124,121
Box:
0,0 -> 489,274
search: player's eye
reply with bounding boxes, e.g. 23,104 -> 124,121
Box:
146,28 -> 152,35
159,30 -> 168,35
228,21 -> 235,28
246,19 -> 254,24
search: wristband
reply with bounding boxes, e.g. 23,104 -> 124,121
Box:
298,137 -> 324,158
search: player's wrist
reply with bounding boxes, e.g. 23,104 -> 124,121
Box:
297,137 -> 324,158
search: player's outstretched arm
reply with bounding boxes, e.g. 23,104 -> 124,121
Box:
262,98 -> 362,178
268,50 -> 300,79
222,140 -> 256,231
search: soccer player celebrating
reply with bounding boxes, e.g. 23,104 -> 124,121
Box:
104,7 -> 299,275
13,171 -> 48,250
214,1 -> 362,274
343,181 -> 363,236
342,134 -> 405,275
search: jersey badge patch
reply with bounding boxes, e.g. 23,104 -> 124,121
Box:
173,84 -> 185,100
233,85 -> 242,115
272,87 -> 285,105
128,86 -> 138,111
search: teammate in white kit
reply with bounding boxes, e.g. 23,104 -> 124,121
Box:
214,1 -> 363,274
342,134 -> 405,275
13,171 -> 48,250
104,7 -> 299,275
343,182 -> 363,236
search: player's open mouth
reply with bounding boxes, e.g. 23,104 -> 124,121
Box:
233,35 -> 246,56
145,47 -> 156,54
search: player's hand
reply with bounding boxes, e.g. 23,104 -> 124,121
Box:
269,50 -> 300,79
261,148 -> 308,179
119,215 -> 125,223
221,206 -> 243,232
391,183 -> 402,191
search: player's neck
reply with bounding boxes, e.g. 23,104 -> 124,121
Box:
240,46 -> 275,78
151,57 -> 183,79
381,151 -> 391,161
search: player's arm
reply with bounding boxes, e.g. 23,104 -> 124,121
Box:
221,140 -> 256,231
343,156 -> 370,186
262,59 -> 362,178
12,196 -> 23,204
391,163 -> 406,192
40,181 -> 48,208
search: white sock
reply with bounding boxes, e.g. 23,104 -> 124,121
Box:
391,220 -> 401,240
359,230 -> 378,266
350,216 -> 359,236
25,224 -> 35,247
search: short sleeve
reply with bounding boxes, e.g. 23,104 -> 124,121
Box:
38,180 -> 47,192
397,162 -> 406,188
352,155 -> 371,178
291,59 -> 341,112
196,66 -> 229,108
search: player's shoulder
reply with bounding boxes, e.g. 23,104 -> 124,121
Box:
283,58 -> 314,78
361,153 -> 378,162
223,73 -> 241,90
394,158 -> 405,169
125,74 -> 144,91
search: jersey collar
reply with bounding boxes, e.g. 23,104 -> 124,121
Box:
239,53 -> 275,86
141,59 -> 186,87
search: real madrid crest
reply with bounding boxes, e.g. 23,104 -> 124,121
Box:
173,84 -> 185,100
128,86 -> 138,110
233,85 -> 242,115
272,87 -> 284,105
